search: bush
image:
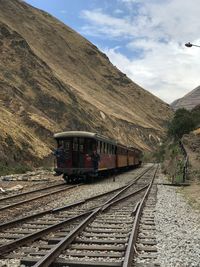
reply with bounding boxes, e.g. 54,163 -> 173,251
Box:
0,163 -> 31,176
168,108 -> 196,138
191,104 -> 200,127
152,143 -> 166,162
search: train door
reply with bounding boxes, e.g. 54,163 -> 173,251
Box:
63,138 -> 72,167
85,138 -> 97,169
79,138 -> 85,168
72,137 -> 85,168
56,138 -> 72,168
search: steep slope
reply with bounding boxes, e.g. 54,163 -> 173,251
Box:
171,86 -> 200,110
0,0 -> 172,167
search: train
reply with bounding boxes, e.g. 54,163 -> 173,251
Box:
53,131 -> 142,182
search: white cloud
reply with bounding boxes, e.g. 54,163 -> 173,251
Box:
104,42 -> 200,103
81,0 -> 200,103
113,9 -> 124,15
81,9 -> 136,38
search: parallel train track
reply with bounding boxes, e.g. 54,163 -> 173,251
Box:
0,164 -> 159,267
0,182 -> 80,213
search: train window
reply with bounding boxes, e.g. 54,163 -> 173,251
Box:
109,144 -> 111,154
97,141 -> 101,154
85,139 -> 96,154
79,138 -> 84,152
57,140 -> 64,146
73,138 -> 78,151
103,143 -> 106,154
64,139 -> 71,151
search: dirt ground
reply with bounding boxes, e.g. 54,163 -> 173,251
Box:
179,183 -> 200,210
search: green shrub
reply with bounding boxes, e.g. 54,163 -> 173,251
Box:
168,108 -> 196,138
191,104 -> 200,126
0,163 -> 31,176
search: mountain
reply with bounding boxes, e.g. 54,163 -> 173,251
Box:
0,0 -> 173,167
171,86 -> 200,110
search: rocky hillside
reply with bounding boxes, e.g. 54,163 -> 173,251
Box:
171,86 -> 200,110
0,0 -> 172,167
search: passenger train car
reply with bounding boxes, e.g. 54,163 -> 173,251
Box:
53,131 -> 142,182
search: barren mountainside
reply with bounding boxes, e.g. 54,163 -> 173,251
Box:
171,86 -> 200,110
0,0 -> 172,167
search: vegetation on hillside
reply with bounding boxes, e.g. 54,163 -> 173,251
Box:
148,105 -> 200,184
0,0 -> 173,170
168,105 -> 200,139
0,163 -> 31,176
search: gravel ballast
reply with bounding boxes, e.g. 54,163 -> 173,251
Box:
155,173 -> 200,267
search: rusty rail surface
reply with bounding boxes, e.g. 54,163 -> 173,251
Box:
122,165 -> 158,267
20,166 -> 157,267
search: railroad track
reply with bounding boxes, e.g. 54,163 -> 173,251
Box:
0,164 -> 158,267
132,178 -> 159,266
0,182 -> 79,212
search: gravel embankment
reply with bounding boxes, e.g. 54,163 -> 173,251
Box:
155,173 -> 200,267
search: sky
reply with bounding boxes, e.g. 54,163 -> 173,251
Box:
24,0 -> 200,103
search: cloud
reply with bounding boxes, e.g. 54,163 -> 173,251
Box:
104,41 -> 200,103
80,0 -> 200,103
113,9 -> 124,15
81,9 -> 135,38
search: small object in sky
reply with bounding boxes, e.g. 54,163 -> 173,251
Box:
185,42 -> 192,47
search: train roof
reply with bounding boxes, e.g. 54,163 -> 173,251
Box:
53,131 -> 117,144
54,131 -> 142,152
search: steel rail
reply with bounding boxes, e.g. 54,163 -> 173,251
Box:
0,210 -> 92,255
0,181 -> 138,256
32,208 -> 101,267
102,165 -> 153,207
0,182 -> 66,202
102,183 -> 149,212
0,184 -> 79,211
122,164 -> 158,267
0,183 -> 137,254
25,169 -> 156,267
0,200 -> 83,231
0,186 -> 126,231
0,165 -> 152,230
0,165 -> 154,258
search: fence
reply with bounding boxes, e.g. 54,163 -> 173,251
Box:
178,140 -> 189,183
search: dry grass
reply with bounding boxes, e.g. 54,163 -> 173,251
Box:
0,0 -> 173,166
179,183 -> 200,211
